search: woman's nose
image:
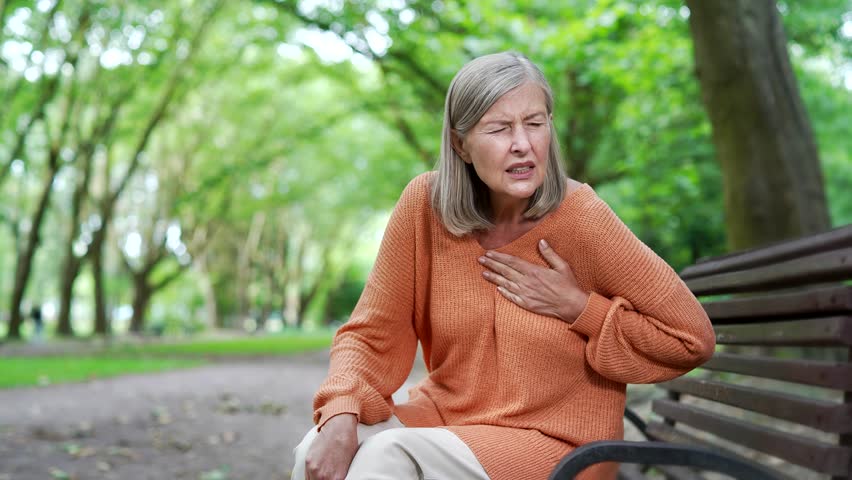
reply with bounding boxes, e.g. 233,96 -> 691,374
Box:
510,129 -> 531,155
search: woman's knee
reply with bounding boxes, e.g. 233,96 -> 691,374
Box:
347,428 -> 420,477
357,428 -> 408,455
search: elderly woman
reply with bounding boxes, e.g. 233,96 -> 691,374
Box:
291,52 -> 715,480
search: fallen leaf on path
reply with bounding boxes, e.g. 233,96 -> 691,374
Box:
259,402 -> 287,415
221,431 -> 238,444
62,443 -> 80,456
218,397 -> 241,414
107,446 -> 140,461
62,443 -> 97,458
215,395 -> 286,416
199,467 -> 229,480
168,437 -> 193,452
31,426 -> 67,441
71,421 -> 94,438
49,468 -> 72,479
151,406 -> 172,425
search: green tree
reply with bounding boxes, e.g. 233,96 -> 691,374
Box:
685,0 -> 831,250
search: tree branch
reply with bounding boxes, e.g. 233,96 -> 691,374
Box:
110,0 -> 224,206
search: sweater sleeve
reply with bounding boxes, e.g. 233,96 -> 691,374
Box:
568,196 -> 716,384
312,177 -> 423,429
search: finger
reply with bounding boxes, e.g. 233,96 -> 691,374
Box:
482,270 -> 518,291
484,250 -> 534,274
479,255 -> 523,281
538,239 -> 567,272
497,286 -> 525,307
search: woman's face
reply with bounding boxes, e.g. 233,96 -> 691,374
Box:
454,81 -> 551,207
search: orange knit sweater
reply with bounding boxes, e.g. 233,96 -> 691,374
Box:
313,172 -> 715,480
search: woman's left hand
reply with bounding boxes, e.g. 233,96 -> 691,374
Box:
479,239 -> 590,323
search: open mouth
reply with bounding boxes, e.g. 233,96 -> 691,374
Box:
506,162 -> 535,176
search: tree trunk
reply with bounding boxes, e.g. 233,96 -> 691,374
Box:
55,255 -> 82,336
196,248 -> 220,329
685,0 -> 830,251
56,96 -> 117,337
56,165 -> 93,336
237,212 -> 265,320
91,234 -> 110,336
6,164 -> 60,339
286,283 -> 301,328
129,278 -> 152,334
56,155 -> 89,337
202,273 -> 221,329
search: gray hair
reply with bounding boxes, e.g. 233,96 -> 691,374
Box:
431,51 -> 567,236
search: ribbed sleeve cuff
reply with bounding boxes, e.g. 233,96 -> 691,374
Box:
314,396 -> 361,431
569,291 -> 612,338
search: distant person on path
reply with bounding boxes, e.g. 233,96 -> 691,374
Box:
30,305 -> 44,341
291,52 -> 715,480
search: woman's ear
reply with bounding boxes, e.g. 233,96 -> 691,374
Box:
450,130 -> 470,163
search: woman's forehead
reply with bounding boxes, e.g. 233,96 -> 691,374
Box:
480,85 -> 548,121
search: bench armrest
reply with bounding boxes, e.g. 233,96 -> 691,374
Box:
623,407 -> 648,439
548,440 -> 783,480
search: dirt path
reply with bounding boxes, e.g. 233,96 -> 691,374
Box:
0,350 -> 425,480
0,347 -> 657,480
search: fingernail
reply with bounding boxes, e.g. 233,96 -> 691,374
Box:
478,256 -> 486,264
485,251 -> 494,258
540,239 -> 549,249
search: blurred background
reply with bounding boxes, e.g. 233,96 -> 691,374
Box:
0,0 -> 849,343
0,1 -> 850,479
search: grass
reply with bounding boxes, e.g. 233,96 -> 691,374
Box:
0,356 -> 204,388
107,331 -> 334,356
0,331 -> 335,389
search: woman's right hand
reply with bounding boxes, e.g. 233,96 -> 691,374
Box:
304,413 -> 359,480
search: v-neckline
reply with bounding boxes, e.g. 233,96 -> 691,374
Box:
468,183 -> 590,253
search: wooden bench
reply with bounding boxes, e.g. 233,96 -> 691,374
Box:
550,225 -> 852,480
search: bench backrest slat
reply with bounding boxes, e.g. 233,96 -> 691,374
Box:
713,316 -> 852,346
652,399 -> 852,476
660,377 -> 852,433
702,285 -> 852,322
701,352 -> 852,390
686,247 -> 852,296
682,225 -> 852,278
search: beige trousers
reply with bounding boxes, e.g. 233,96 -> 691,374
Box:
291,416 -> 490,480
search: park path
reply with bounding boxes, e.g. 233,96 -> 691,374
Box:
0,350 -> 425,480
0,348 -> 654,480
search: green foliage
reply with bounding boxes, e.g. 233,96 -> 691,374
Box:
1,0 -> 849,336
796,63 -> 852,226
325,267 -> 368,325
